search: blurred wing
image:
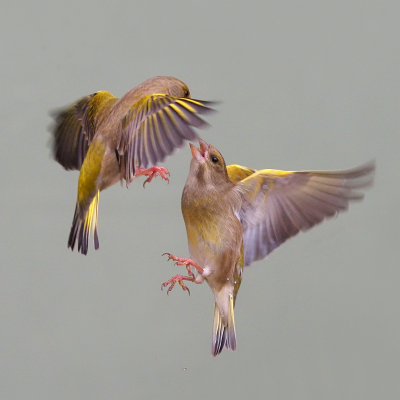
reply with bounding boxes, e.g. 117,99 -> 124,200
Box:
51,91 -> 116,170
118,95 -> 216,181
227,164 -> 256,183
235,162 -> 375,267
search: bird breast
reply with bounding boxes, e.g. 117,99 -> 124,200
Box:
181,185 -> 243,285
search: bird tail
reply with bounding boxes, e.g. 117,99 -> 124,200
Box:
68,191 -> 100,255
211,292 -> 236,356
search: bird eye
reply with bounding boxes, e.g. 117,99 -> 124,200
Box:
183,89 -> 189,97
211,156 -> 219,164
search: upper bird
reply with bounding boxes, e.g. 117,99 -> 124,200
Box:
51,76 -> 215,254
162,139 -> 375,356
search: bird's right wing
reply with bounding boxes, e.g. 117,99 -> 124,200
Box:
51,91 -> 117,170
235,162 -> 375,267
117,95 -> 216,182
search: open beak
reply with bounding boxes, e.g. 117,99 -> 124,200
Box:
190,139 -> 210,162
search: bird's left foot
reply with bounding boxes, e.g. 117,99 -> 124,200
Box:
132,166 -> 170,187
162,253 -> 203,274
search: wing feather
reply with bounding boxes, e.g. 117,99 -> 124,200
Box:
51,91 -> 117,170
118,95 -> 216,181
235,162 -> 375,267
146,115 -> 158,166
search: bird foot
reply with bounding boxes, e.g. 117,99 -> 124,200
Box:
161,253 -> 204,295
161,274 -> 196,295
162,253 -> 204,274
132,166 -> 170,187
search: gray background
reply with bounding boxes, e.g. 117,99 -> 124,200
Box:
1,1 -> 399,399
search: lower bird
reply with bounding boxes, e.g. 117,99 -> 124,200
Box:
162,139 -> 375,356
51,76 -> 215,254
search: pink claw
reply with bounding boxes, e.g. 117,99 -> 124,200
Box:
133,166 -> 170,187
162,253 -> 203,274
161,253 -> 204,295
161,274 -> 194,295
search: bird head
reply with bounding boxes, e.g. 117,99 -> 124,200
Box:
139,76 -> 191,98
188,139 -> 229,186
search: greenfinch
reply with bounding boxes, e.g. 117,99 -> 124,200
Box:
51,76 -> 215,254
162,139 -> 375,356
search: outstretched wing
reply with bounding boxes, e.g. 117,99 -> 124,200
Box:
51,91 -> 117,170
117,95 -> 216,182
235,162 -> 375,267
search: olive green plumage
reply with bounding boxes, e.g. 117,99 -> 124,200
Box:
164,139 -> 375,356
51,76 -> 215,254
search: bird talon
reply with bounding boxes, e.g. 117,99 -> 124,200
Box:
162,253 -> 204,274
162,252 -> 173,261
181,282 -> 191,296
142,178 -> 150,188
161,274 -> 192,295
161,253 -> 204,295
135,166 -> 170,188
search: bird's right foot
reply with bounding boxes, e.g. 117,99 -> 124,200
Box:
161,274 -> 195,295
161,253 -> 204,295
132,166 -> 170,187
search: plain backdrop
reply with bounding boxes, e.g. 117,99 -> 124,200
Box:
1,1 -> 399,399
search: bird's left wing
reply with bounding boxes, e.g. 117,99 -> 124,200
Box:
51,91 -> 117,170
227,164 -> 256,183
235,162 -> 375,267
117,95 -> 216,182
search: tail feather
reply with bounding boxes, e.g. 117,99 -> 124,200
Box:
211,293 -> 236,356
212,303 -> 226,356
68,191 -> 100,255
68,205 -> 79,251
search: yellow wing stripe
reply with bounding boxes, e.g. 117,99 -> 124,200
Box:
163,107 -> 180,129
153,112 -> 168,154
149,114 -> 158,157
182,98 -> 207,106
256,169 -> 294,177
175,99 -> 196,113
145,114 -> 156,162
168,103 -> 189,121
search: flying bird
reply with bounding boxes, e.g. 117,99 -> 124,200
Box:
162,139 -> 375,356
51,76 -> 215,254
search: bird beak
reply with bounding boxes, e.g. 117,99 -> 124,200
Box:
199,139 -> 210,156
190,143 -> 203,162
190,139 -> 210,162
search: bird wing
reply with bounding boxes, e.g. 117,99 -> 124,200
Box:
117,95 -> 216,182
51,91 -> 117,170
227,164 -> 256,183
234,162 -> 375,267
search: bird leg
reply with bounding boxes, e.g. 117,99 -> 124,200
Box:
161,253 -> 204,295
163,253 -> 204,273
132,166 -> 170,187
